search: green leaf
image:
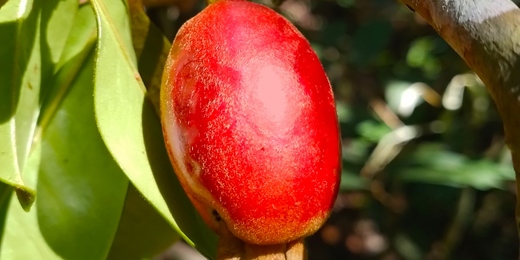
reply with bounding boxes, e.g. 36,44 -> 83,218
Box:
41,15 -> 130,260
0,3 -> 130,255
335,100 -> 353,123
106,5 -> 182,256
90,0 -> 218,258
108,183 -> 180,259
357,120 -> 392,142
406,37 -> 442,78
342,138 -> 371,163
38,0 -> 78,119
39,1 -> 97,132
40,0 -> 77,68
0,48 -> 129,260
340,170 -> 368,191
0,0 -> 78,211
390,144 -> 515,190
0,0 -> 40,210
0,142 -> 61,259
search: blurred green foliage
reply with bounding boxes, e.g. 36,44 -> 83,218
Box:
148,0 -> 518,259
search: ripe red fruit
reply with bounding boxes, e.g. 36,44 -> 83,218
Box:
160,0 -> 341,246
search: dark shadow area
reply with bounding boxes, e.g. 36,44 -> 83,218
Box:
0,0 -> 40,123
136,18 -> 167,89
0,183 -> 13,246
38,0 -> 61,109
141,98 -> 218,259
37,0 -> 77,118
107,183 -> 179,259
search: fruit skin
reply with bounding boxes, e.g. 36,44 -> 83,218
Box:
160,0 -> 341,245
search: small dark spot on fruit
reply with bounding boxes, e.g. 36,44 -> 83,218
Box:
187,160 -> 194,172
212,209 -> 222,222
260,147 -> 265,151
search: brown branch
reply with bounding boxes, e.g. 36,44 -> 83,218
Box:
398,0 -> 520,235
216,224 -> 307,260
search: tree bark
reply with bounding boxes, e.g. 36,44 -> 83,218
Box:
398,0 -> 520,242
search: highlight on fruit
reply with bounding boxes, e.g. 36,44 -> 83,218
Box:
160,0 -> 341,258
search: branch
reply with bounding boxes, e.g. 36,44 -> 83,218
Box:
215,224 -> 307,260
398,0 -> 520,230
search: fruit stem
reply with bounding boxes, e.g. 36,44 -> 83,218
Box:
216,227 -> 243,260
244,243 -> 286,260
285,239 -> 307,260
216,228 -> 307,260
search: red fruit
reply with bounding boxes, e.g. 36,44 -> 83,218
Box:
160,0 -> 340,245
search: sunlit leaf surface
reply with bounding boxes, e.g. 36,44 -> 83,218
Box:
90,0 -> 217,258
2,49 -> 128,260
0,0 -> 39,210
0,0 -> 79,211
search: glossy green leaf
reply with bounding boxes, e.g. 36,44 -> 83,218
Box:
0,0 -> 78,211
39,1 -> 96,131
40,0 -> 77,67
107,4 -> 181,257
38,0 -> 78,118
1,3 -> 129,257
0,0 -> 38,210
36,8 -> 128,260
90,0 -> 217,258
1,52 -> 128,260
0,142 -> 61,259
108,183 -> 179,259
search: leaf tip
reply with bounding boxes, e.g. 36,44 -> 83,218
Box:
14,186 -> 36,212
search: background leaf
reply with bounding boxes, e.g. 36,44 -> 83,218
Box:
390,144 -> 515,189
